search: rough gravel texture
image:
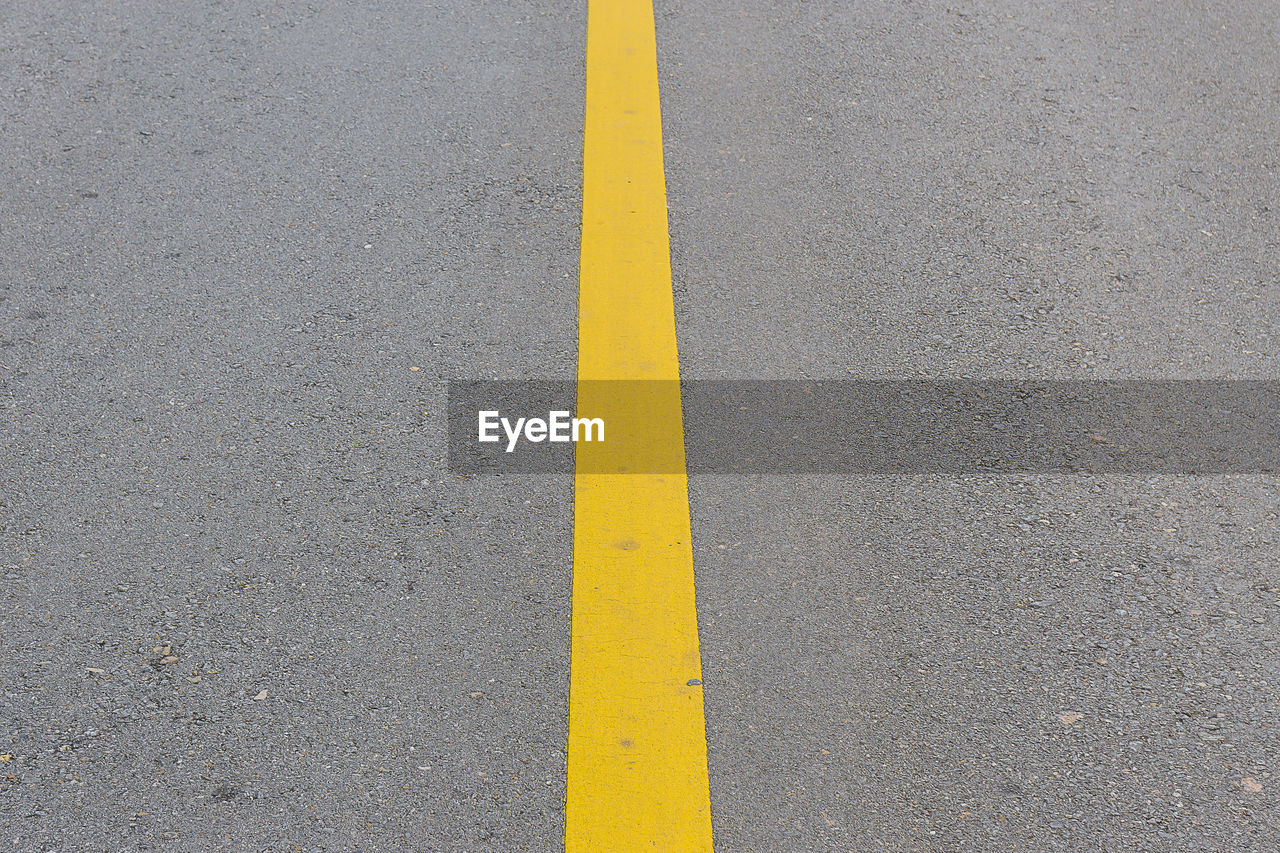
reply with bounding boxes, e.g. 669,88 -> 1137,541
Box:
661,1 -> 1280,850
3,2 -> 580,850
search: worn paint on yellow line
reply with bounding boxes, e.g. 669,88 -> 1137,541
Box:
565,0 -> 714,850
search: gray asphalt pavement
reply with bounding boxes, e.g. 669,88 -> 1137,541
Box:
3,1 -> 1278,851
3,2 -> 581,850
663,1 -> 1279,849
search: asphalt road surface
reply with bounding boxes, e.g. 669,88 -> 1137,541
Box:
3,1 -> 1278,851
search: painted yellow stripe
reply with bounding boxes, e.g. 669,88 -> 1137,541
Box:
566,0 -> 714,850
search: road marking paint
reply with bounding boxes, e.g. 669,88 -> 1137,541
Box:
565,0 -> 714,850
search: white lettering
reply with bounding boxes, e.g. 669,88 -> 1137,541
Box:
573,417 -> 605,442
549,410 -> 571,442
478,411 -> 500,443
502,416 -> 526,453
481,411 -> 604,451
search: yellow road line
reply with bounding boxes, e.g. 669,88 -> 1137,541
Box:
566,0 -> 714,850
